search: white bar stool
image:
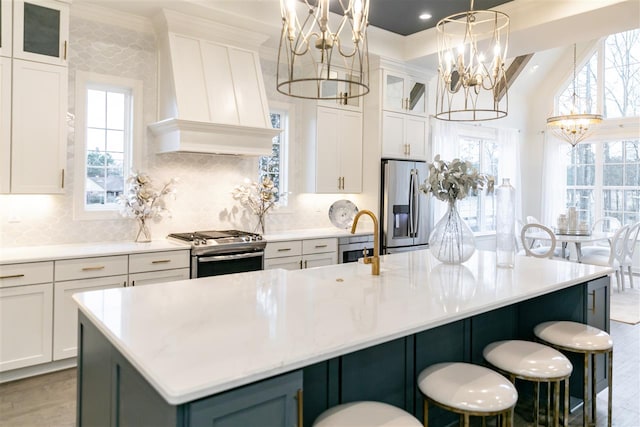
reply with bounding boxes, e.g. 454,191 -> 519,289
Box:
534,321 -> 613,427
483,340 -> 573,427
417,362 -> 517,427
312,401 -> 422,427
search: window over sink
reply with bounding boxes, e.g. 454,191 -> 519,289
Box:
73,72 -> 142,220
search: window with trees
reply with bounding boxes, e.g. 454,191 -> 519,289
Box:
259,107 -> 289,206
458,133 -> 499,233
74,72 -> 142,219
561,29 -> 640,226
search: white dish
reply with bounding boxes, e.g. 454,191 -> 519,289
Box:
328,200 -> 359,229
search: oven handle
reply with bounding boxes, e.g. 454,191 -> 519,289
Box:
198,252 -> 264,263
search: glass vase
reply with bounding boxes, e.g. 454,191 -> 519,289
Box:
496,178 -> 516,268
254,215 -> 266,235
429,201 -> 476,264
135,218 -> 151,243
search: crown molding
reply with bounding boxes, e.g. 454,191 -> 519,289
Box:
70,2 -> 154,34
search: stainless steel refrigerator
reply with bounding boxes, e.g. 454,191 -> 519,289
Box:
380,159 -> 429,254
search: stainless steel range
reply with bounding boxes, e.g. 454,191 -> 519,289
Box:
168,230 -> 266,278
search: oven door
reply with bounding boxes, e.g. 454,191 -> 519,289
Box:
192,251 -> 264,278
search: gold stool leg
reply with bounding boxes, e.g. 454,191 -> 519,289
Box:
584,352 -> 589,427
564,377 -> 570,427
534,381 -> 540,427
608,350 -> 613,427
423,399 -> 428,427
592,352 -> 597,423
554,380 -> 560,427
463,413 -> 470,427
547,381 -> 552,427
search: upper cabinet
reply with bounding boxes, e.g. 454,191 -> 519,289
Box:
0,0 -> 12,58
303,104 -> 363,194
317,67 -> 364,112
383,71 -> 426,116
13,0 -> 69,66
0,57 -> 10,193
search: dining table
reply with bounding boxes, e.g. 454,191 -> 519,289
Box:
525,231 -> 613,262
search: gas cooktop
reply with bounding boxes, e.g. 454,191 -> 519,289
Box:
168,230 -> 265,256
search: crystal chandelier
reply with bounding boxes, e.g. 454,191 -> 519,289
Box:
546,44 -> 602,147
435,0 -> 510,121
276,0 -> 370,100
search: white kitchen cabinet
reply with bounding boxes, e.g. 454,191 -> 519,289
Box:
382,111 -> 427,160
8,59 -> 67,194
383,71 -> 426,116
0,261 -> 54,372
53,275 -> 127,360
128,250 -> 190,287
0,57 -> 11,192
13,0 -> 69,66
0,0 -> 12,58
264,238 -> 337,270
53,255 -> 129,360
313,106 -> 363,193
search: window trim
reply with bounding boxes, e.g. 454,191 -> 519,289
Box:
73,71 -> 143,220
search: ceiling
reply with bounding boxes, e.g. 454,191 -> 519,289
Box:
364,0 -> 513,36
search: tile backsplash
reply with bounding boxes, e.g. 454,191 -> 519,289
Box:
0,15 -> 367,248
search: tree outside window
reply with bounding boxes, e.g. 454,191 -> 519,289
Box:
259,109 -> 289,206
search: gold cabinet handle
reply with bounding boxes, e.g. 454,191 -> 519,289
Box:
63,41 -> 68,60
278,248 -> 292,252
61,169 -> 65,189
589,290 -> 596,312
123,281 -> 127,287
81,266 -> 105,271
315,244 -> 328,248
151,259 -> 171,264
131,280 -> 136,287
304,260 -> 308,268
0,274 -> 25,280
299,260 -> 303,269
296,389 -> 303,427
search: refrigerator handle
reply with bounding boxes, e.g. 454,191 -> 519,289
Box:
412,170 -> 420,238
409,169 -> 419,237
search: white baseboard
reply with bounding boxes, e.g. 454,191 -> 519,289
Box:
0,358 -> 76,384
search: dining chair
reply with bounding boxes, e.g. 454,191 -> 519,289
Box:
526,215 -> 541,224
592,216 -> 622,233
521,223 -> 560,259
580,224 -> 630,292
622,221 -> 640,289
514,218 -> 526,255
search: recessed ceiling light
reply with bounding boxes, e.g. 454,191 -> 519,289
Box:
419,13 -> 432,20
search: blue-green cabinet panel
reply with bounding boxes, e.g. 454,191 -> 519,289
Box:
470,305 -> 518,364
188,371 -> 302,427
340,337 -> 409,410
587,276 -> 610,393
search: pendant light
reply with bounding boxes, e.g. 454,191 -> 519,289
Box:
435,0 -> 510,121
546,44 -> 602,147
276,0 -> 370,101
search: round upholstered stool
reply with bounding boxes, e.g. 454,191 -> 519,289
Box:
312,401 -> 422,427
534,321 -> 613,427
483,340 -> 573,427
417,362 -> 517,427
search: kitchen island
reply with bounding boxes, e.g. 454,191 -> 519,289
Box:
74,250 -> 612,426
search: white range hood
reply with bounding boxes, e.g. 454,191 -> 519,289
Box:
149,10 -> 280,156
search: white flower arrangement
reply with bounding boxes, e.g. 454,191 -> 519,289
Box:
420,154 -> 494,204
117,172 -> 176,241
232,176 -> 279,233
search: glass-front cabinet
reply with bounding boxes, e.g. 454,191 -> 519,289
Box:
13,0 -> 69,66
318,67 -> 363,111
383,71 -> 426,115
0,0 -> 12,57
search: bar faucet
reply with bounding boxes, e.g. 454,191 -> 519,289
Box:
350,210 -> 380,275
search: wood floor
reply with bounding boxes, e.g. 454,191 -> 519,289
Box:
0,321 -> 638,427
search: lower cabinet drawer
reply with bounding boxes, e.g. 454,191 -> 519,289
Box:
0,261 -> 53,288
129,268 -> 190,287
55,256 -> 128,281
265,241 -> 303,259
129,250 -> 190,274
302,238 -> 337,255
264,256 -> 302,271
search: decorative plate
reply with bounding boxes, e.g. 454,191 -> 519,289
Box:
328,200 -> 359,229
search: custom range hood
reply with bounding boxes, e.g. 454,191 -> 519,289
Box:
149,10 -> 280,156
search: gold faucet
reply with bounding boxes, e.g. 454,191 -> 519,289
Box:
351,209 -> 380,275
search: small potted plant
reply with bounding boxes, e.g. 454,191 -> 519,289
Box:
232,176 -> 279,234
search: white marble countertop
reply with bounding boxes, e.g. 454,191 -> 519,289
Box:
0,228 -> 373,264
0,240 -> 190,264
73,250 -> 613,405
